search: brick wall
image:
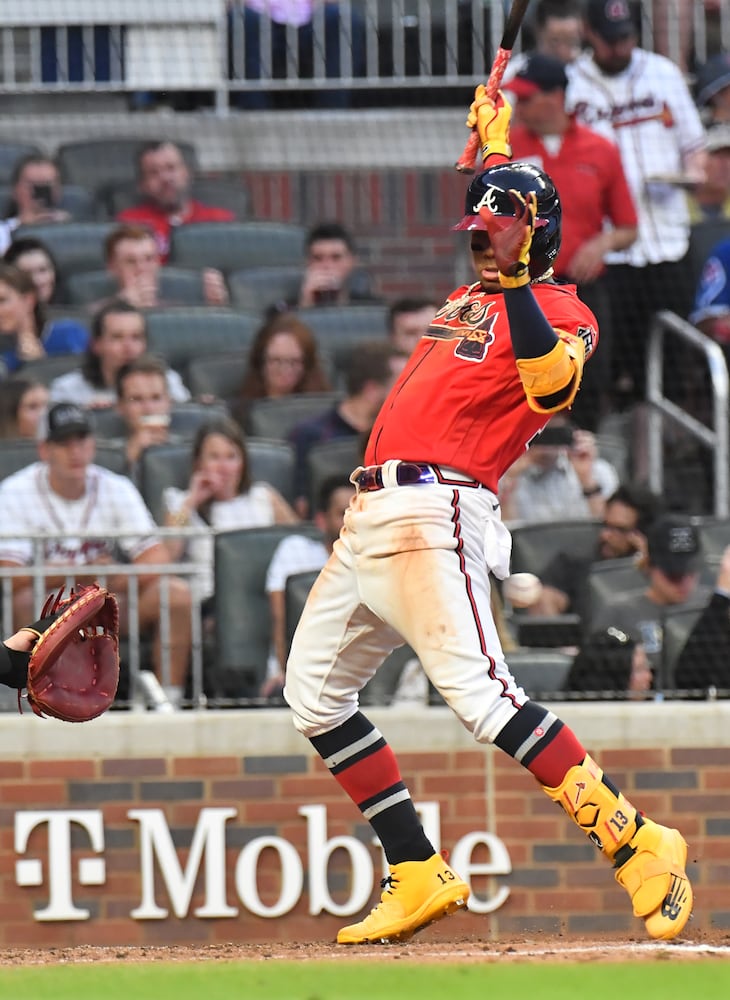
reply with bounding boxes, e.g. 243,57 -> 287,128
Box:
2,705 -> 728,947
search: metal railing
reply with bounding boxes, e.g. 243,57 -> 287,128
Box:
646,310 -> 730,517
0,527 -> 210,711
0,1 -> 727,109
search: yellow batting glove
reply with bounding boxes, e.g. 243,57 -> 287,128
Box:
466,86 -> 512,164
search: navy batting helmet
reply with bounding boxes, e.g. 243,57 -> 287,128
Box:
453,162 -> 562,280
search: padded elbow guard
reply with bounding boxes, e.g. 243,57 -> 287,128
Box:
515,332 -> 586,414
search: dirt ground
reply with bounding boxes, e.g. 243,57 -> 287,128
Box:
2,929 -> 729,966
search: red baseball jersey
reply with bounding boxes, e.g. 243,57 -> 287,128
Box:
117,201 -> 235,262
365,281 -> 598,492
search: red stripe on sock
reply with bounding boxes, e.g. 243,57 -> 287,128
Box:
527,725 -> 586,787
334,744 -> 402,806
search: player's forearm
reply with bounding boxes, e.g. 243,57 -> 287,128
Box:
502,285 -> 558,359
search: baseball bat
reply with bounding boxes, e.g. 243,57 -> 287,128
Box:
455,0 -> 531,174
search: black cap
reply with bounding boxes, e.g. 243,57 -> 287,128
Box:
585,0 -> 636,42
38,402 -> 92,443
508,53 -> 568,99
646,516 -> 700,577
695,52 -> 730,108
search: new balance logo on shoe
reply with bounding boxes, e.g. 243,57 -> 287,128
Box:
661,876 -> 690,922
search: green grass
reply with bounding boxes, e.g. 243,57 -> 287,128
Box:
1,959 -> 730,1000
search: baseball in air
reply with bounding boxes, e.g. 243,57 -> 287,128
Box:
502,572 -> 543,608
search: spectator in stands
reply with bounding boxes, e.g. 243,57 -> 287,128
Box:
116,140 -> 235,262
694,51 -> 730,126
688,235 -> 730,350
4,236 -> 67,305
0,263 -> 88,373
674,543 -> 730,695
114,355 -> 178,468
0,155 -> 70,255
295,222 -> 378,309
288,340 -> 407,516
0,377 -> 49,439
101,224 -> 228,310
235,311 -> 331,423
387,297 -> 438,356
508,52 -> 638,430
590,514 -> 705,677
0,402 -> 193,709
529,482 -> 663,620
505,0 -> 583,83
262,474 -> 355,700
499,415 -> 619,524
686,125 -> 730,223
163,416 -> 299,612
49,299 -> 190,408
565,626 -> 653,699
567,0 -> 706,407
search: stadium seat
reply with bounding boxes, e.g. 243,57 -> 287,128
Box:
688,218 -> 730,289
0,183 -> 95,222
508,519 -> 601,578
305,437 -> 362,511
505,648 -> 574,698
587,557 -> 647,620
144,308 -> 260,376
11,221 -> 116,279
0,142 -> 43,184
65,267 -> 208,307
663,604 -> 706,690
92,401 -> 228,443
169,221 -> 307,274
246,392 -> 341,440
247,438 -> 297,504
296,304 -> 390,375
213,524 -> 322,701
19,353 -> 86,385
228,264 -> 374,313
186,351 -> 249,402
136,442 -> 193,523
56,138 -> 197,197
0,438 -> 128,481
101,175 -> 251,220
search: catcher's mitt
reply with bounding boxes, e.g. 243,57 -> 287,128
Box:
23,583 -> 120,722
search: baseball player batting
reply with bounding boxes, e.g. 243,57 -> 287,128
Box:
284,91 -> 692,944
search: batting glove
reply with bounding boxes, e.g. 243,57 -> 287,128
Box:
478,189 -> 537,288
466,86 -> 512,165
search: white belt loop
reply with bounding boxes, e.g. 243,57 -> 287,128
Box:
380,459 -> 401,489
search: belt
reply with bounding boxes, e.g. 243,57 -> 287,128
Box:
353,461 -> 483,493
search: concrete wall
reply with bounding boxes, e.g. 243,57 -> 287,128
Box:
2,702 -> 728,946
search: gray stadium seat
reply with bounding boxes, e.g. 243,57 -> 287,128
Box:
92,401 -> 229,442
136,442 -> 192,523
688,219 -> 730,288
65,267 -> 208,307
248,438 -> 297,504
186,351 -> 249,402
11,221 -> 116,279
144,308 -> 260,376
663,604 -> 706,689
0,142 -> 43,183
213,524 -> 322,701
102,175 -> 250,220
56,138 -> 197,195
587,557 -> 647,619
508,519 -> 601,579
228,264 -> 374,313
305,437 -> 362,511
505,648 -> 574,698
169,221 -> 306,274
19,353 -> 87,385
0,183 -> 95,222
295,304 -> 390,375
0,439 -> 128,481
246,392 -> 341,440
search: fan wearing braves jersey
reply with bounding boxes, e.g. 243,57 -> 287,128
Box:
0,403 -> 193,709
689,236 -> 730,350
283,89 -> 692,945
566,0 -> 706,403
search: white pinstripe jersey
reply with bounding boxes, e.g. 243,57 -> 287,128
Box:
566,48 -> 706,267
0,462 -> 158,566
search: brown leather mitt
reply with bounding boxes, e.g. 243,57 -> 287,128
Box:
24,583 -> 120,722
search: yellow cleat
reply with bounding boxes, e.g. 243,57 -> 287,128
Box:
337,854 -> 470,944
615,819 -> 693,940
